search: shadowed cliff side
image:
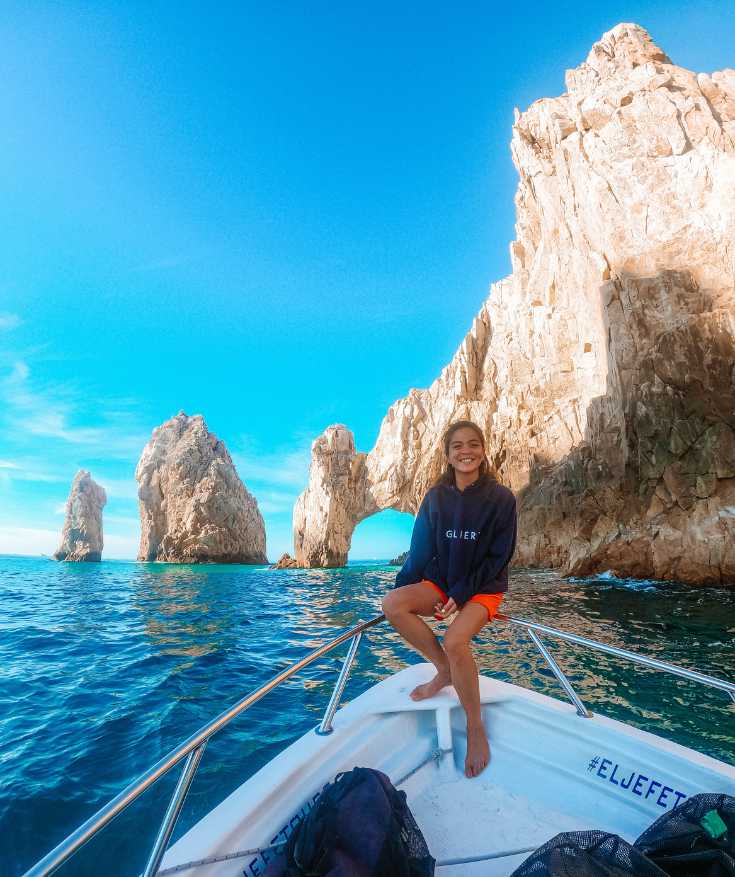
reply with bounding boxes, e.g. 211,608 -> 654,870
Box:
518,268 -> 735,584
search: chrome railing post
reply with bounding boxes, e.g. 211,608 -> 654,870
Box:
316,631 -> 363,735
142,741 -> 207,877
526,628 -> 592,718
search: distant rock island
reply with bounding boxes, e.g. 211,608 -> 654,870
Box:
291,24 -> 735,586
271,552 -> 300,569
390,551 -> 408,566
136,412 -> 267,564
54,470 -> 106,562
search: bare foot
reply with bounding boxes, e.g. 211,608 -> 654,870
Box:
465,724 -> 490,778
410,671 -> 451,701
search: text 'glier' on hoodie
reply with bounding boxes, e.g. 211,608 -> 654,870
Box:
394,475 -> 517,605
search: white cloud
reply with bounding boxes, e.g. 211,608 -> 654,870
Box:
99,478 -> 140,500
1,359 -> 148,457
0,313 -> 21,331
254,489 -> 299,515
0,526 -> 138,559
0,354 -> 147,561
231,438 -> 312,519
103,532 -> 139,559
0,526 -> 58,556
0,458 -> 66,483
233,446 -> 311,490
8,360 -> 29,381
104,514 -> 140,529
24,411 -> 108,444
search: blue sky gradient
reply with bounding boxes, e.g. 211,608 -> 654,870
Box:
1,1 -> 734,559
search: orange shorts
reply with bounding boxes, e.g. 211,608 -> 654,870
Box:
421,579 -> 503,624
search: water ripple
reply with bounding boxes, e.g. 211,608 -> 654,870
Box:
1,556 -> 734,876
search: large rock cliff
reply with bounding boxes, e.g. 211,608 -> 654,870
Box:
294,24 -> 735,585
54,470 -> 106,562
136,412 -> 267,563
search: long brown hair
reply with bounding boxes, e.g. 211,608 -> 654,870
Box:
433,420 -> 496,487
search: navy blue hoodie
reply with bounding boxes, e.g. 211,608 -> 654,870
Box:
394,475 -> 517,605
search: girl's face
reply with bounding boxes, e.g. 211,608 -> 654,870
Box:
446,427 -> 484,478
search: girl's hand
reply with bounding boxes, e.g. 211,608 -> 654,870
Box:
433,597 -> 458,620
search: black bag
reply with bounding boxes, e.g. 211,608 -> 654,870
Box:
261,766 -> 435,877
508,829 -> 667,876
634,793 -> 735,876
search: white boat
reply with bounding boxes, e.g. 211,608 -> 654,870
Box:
24,613 -> 735,877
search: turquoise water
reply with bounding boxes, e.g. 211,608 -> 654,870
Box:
2,555 -> 735,877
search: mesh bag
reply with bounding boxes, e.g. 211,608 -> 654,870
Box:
634,792 -> 735,876
509,830 -> 667,876
261,766 -> 435,877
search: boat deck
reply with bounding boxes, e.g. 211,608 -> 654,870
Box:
408,771 -> 582,873
157,664 -> 735,876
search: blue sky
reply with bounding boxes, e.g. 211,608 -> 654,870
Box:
1,1 -> 734,560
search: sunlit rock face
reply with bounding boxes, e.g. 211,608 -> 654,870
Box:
136,412 -> 267,564
294,24 -> 735,586
54,470 -> 107,562
293,425 -> 375,567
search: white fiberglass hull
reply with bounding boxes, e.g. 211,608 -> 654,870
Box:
161,664 -> 735,876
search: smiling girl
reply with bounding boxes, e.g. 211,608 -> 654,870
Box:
382,420 -> 517,778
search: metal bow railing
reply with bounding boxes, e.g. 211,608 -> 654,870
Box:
23,610 -> 735,877
495,612 -> 735,717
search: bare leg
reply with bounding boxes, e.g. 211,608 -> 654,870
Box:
382,584 -> 451,700
444,603 -> 490,778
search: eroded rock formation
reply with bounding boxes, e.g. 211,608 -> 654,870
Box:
136,412 -> 267,563
294,425 -> 375,567
270,552 -> 300,569
294,24 -> 735,585
54,470 -> 106,562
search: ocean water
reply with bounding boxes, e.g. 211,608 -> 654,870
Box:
2,554 -> 735,877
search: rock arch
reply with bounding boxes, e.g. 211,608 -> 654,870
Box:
293,310 -> 495,567
293,24 -> 735,585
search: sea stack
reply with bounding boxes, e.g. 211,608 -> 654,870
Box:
54,470 -> 107,562
136,412 -> 267,563
293,24 -> 735,586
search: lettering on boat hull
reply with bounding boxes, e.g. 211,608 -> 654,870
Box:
244,792 -> 320,876
587,754 -> 688,810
